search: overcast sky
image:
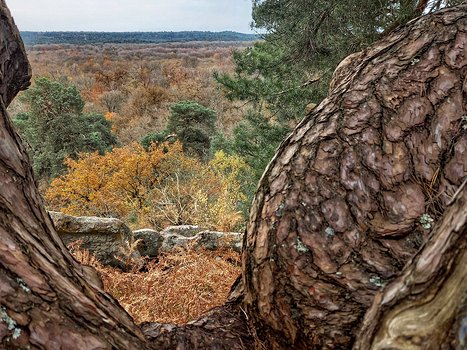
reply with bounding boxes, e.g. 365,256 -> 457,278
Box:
8,0 -> 254,33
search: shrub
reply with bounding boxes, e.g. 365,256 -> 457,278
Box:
46,142 -> 251,231
167,101 -> 216,159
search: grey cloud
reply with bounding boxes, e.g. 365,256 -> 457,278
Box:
8,0 -> 253,32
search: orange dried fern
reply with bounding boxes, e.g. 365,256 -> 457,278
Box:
69,242 -> 241,324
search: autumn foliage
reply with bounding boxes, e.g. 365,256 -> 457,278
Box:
10,43 -> 256,228
15,43 -> 248,146
46,142 -> 250,231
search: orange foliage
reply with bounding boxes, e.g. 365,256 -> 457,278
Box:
126,85 -> 170,117
104,112 -> 115,121
46,142 -> 250,231
82,81 -> 105,103
24,42 -> 249,142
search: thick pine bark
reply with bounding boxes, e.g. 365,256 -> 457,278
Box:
0,1 -> 465,349
241,4 -> 467,349
354,181 -> 467,350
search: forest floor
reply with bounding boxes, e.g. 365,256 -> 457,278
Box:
71,243 -> 241,324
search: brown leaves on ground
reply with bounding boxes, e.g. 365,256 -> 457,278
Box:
70,244 -> 241,324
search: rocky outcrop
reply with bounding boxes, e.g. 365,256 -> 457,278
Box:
159,230 -> 243,253
161,225 -> 203,237
49,212 -> 243,266
158,225 -> 243,253
196,231 -> 243,252
49,211 -> 136,267
133,229 -> 164,258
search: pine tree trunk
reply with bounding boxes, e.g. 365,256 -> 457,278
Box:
0,1 -> 465,349
241,4 -> 467,349
354,181 -> 467,350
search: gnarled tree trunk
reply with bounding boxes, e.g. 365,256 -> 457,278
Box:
240,4 -> 466,349
0,1 -> 465,349
354,181 -> 467,350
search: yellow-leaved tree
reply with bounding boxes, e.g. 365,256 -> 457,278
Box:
46,142 -> 251,231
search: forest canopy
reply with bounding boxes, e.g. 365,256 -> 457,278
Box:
20,31 -> 259,46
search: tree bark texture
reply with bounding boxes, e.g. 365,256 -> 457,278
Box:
0,1 -> 466,349
241,4 -> 466,349
354,180 -> 467,349
0,2 -> 30,107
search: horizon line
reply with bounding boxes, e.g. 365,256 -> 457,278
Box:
20,29 -> 257,35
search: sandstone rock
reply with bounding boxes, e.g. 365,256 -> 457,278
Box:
161,225 -> 202,237
133,229 -> 164,258
159,230 -> 243,254
159,233 -> 193,252
50,212 -> 242,265
49,211 -> 137,268
195,231 -> 243,252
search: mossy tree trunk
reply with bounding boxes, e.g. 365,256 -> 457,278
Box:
0,1 -> 465,349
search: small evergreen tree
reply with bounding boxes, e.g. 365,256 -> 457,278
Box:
166,101 -> 216,160
14,77 -> 117,180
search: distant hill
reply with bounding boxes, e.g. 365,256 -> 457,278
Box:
20,31 -> 259,45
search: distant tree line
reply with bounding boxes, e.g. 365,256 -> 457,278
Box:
20,31 -> 258,46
